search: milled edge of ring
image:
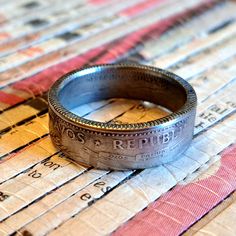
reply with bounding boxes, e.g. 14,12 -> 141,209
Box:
48,108 -> 194,137
48,63 -> 197,132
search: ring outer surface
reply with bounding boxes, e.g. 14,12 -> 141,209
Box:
48,64 -> 197,170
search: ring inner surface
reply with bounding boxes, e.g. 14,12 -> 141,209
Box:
58,67 -> 187,114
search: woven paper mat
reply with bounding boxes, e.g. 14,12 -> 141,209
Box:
0,0 -> 236,235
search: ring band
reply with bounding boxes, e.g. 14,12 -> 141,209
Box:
48,64 -> 197,170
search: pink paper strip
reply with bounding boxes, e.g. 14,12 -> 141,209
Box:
113,144 -> 236,236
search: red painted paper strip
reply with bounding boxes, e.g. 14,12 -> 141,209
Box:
0,91 -> 24,105
113,144 -> 236,236
97,0 -> 216,63
11,46 -> 106,95
119,0 -> 166,17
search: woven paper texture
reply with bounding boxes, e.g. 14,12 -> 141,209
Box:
0,0 -> 236,235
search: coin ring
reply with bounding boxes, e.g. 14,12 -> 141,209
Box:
48,64 -> 197,170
